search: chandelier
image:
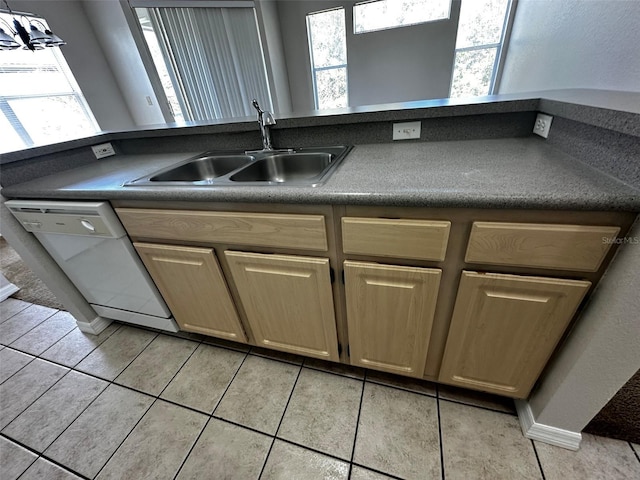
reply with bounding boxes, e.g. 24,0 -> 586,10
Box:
0,0 -> 66,51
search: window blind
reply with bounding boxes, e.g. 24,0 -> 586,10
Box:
146,6 -> 272,121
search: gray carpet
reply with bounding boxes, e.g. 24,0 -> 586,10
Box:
585,369 -> 640,444
0,237 -> 65,310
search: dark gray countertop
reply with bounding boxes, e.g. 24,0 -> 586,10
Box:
2,137 -> 639,211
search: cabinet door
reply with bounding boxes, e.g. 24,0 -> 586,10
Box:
225,251 -> 339,361
344,261 -> 441,377
439,271 -> 591,398
134,243 -> 246,342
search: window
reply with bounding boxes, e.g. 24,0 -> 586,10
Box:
307,8 -> 348,110
450,0 -> 512,98
0,13 -> 99,154
354,0 -> 451,34
134,5 -> 272,122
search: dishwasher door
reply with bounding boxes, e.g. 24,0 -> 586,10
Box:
6,200 -> 176,331
35,231 -> 170,318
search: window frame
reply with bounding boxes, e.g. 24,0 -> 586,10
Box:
306,7 -> 349,110
449,0 -> 515,98
0,13 -> 99,152
353,0 -> 452,35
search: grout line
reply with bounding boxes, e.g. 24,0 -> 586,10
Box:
41,330 -> 162,479
248,349 -> 304,367
4,311 -> 540,479
172,416 -> 213,479
155,336 -> 204,400
210,350 -> 251,415
92,398 -> 158,478
0,347 -> 38,386
301,363 -> 365,382
350,462 -> 405,480
200,337 -> 251,354
0,298 -> 32,324
257,363 -> 303,479
27,378 -> 111,462
347,370 -> 367,479
366,377 -> 438,399
274,437 -> 352,468
210,415 -> 275,438
0,432 -> 91,480
436,396 -> 517,416
1,364 -> 74,438
531,439 -> 547,480
107,330 -> 160,383
2,306 -> 60,348
436,387 -> 446,480
629,442 -> 640,464
41,322 -> 124,368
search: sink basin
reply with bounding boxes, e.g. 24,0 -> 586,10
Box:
229,153 -> 332,183
149,155 -> 254,182
124,146 -> 352,187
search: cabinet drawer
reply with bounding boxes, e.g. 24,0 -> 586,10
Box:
116,208 -> 328,251
465,222 -> 619,271
342,217 -> 450,261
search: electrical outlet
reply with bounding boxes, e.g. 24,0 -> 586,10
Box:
533,113 -> 553,138
91,143 -> 116,159
393,121 -> 421,140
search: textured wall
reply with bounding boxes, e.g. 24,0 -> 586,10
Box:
529,217 -> 640,433
500,0 -> 640,93
82,0 -> 166,126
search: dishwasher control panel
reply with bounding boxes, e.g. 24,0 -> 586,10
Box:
5,200 -> 126,238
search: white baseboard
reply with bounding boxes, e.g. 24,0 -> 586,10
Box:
76,316 -> 113,335
515,399 -> 582,450
0,283 -> 20,302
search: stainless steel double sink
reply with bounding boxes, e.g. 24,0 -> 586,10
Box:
124,146 -> 352,187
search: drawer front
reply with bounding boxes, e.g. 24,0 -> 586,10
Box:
116,208 -> 328,251
342,217 -> 450,261
465,222 -> 619,272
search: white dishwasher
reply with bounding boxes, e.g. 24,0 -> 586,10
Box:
6,200 -> 178,332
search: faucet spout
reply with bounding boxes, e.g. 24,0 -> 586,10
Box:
252,99 -> 275,151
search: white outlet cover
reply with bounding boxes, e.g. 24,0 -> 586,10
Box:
91,143 -> 116,159
393,121 -> 421,140
533,113 -> 553,138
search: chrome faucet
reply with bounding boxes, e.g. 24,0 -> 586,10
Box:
252,99 -> 276,151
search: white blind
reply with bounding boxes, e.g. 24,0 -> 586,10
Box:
147,6 -> 272,121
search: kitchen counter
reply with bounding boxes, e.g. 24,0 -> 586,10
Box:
2,137 -> 639,211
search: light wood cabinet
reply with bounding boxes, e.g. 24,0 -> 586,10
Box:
134,243 -> 246,342
344,261 -> 441,377
225,251 -> 340,361
114,203 -> 632,399
117,208 -> 328,251
342,217 -> 450,261
438,271 -> 591,398
466,222 -> 619,271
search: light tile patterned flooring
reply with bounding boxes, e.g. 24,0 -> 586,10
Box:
1,297 -> 639,480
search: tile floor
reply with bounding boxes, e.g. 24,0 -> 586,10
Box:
1,297 -> 639,480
